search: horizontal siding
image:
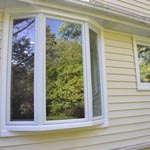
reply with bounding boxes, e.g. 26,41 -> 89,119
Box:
0,129 -> 149,149
108,96 -> 150,103
107,67 -> 135,75
0,15 -> 149,150
109,109 -> 150,118
0,122 -> 149,147
105,30 -> 150,150
65,136 -> 149,150
96,0 -> 150,17
108,89 -> 150,96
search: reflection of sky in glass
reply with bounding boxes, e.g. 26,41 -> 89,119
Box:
13,18 -> 35,42
46,19 -> 62,38
13,18 -> 35,56
46,18 -> 82,43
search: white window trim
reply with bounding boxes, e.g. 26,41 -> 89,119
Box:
0,7 -> 108,137
133,36 -> 150,90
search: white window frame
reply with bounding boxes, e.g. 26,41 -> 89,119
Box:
0,7 -> 108,136
133,36 -> 150,90
43,15 -> 89,125
88,23 -> 104,121
7,15 -> 38,126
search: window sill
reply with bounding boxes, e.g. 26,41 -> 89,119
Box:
137,84 -> 150,90
0,119 -> 108,137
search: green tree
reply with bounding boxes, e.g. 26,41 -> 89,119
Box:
11,36 -> 34,120
46,24 -> 84,120
58,23 -> 81,40
138,45 -> 150,82
10,18 -> 35,121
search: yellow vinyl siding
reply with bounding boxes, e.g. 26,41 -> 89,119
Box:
0,132 -> 149,149
0,12 -> 150,150
95,0 -> 150,18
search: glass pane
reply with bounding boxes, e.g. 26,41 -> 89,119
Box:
89,29 -> 102,117
10,18 -> 35,121
137,44 -> 150,83
46,18 -> 85,120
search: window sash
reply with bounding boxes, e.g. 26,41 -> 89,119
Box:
7,15 -> 37,125
43,16 -> 90,124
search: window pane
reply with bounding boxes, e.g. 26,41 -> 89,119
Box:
11,18 -> 35,121
89,29 -> 102,117
46,18 -> 85,120
137,44 -> 150,83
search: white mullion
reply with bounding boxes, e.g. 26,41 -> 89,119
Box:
82,22 -> 89,122
6,16 -> 13,125
35,13 -> 45,125
84,22 -> 93,122
43,16 -> 47,124
133,37 -> 141,89
99,30 -> 108,126
0,13 -> 10,133
98,30 -> 105,119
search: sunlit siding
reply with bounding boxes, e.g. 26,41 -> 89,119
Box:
104,30 -> 150,149
89,0 -> 150,18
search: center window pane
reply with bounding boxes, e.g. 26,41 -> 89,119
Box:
46,18 -> 85,120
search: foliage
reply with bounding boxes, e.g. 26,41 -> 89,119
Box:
46,24 -> 84,119
138,45 -> 150,82
11,36 -> 34,120
58,23 -> 81,41
11,20 -> 84,121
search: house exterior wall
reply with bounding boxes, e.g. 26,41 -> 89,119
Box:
0,8 -> 149,150
0,0 -> 150,150
89,0 -> 150,18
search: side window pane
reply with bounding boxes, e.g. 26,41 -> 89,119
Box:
46,18 -> 85,120
11,18 -> 35,121
137,45 -> 150,83
89,29 -> 102,117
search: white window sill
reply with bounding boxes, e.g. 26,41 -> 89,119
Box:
137,84 -> 150,90
0,119 -> 108,137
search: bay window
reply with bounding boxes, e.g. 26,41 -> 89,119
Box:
0,10 -> 107,133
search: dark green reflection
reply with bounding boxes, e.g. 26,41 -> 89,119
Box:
11,18 -> 35,121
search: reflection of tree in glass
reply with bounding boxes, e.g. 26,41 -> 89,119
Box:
58,23 -> 81,41
11,18 -> 35,121
138,45 -> 150,83
46,22 -> 84,120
